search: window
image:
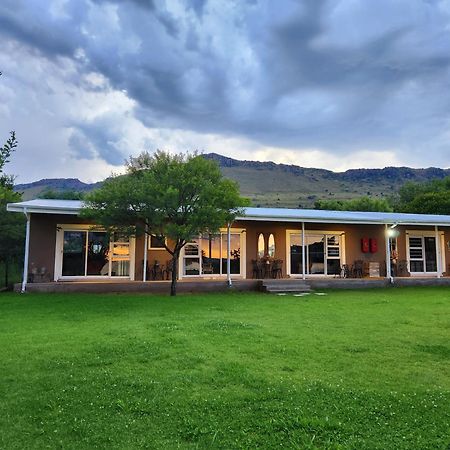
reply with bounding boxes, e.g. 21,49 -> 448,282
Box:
408,235 -> 437,273
288,231 -> 343,276
182,231 -> 242,277
60,229 -> 131,278
268,234 -> 275,258
149,235 -> 166,250
257,233 -> 265,258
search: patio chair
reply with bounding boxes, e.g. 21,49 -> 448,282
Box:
397,260 -> 410,277
339,264 -> 351,278
163,259 -> 174,280
202,260 -> 214,274
251,259 -> 263,279
271,259 -> 283,278
150,260 -> 164,280
352,260 -> 364,278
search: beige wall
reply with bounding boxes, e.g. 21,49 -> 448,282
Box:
26,213 -> 450,281
235,220 -> 389,278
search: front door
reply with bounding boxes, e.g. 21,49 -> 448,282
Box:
288,232 -> 342,276
408,236 -> 438,274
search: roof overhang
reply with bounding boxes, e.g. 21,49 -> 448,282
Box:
6,200 -> 450,226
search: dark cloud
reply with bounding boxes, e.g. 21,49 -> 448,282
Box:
1,0 -> 450,174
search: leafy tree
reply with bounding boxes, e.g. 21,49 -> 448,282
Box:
0,131 -> 18,188
395,177 -> 450,214
83,151 -> 249,296
314,196 -> 393,212
0,131 -> 24,288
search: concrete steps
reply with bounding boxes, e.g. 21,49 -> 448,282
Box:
261,279 -> 312,294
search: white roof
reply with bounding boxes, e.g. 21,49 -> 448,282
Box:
6,199 -> 450,226
6,199 -> 83,215
239,207 -> 450,226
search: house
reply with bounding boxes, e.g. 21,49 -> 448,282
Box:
6,199 -> 450,292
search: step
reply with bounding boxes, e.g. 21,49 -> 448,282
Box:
264,286 -> 312,293
261,280 -> 312,293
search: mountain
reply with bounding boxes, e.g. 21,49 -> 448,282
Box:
14,178 -> 103,201
14,154 -> 450,207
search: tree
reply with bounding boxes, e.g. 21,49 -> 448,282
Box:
0,131 -> 24,288
314,196 -> 393,212
395,177 -> 450,214
83,151 -> 249,296
0,131 -> 18,188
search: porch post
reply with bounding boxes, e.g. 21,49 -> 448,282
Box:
227,223 -> 232,287
385,224 -> 392,283
435,225 -> 441,278
21,209 -> 31,293
143,224 -> 148,282
301,222 -> 306,280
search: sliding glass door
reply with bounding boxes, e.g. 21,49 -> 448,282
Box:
408,236 -> 437,273
182,232 -> 243,277
60,230 -> 131,278
288,232 -> 342,276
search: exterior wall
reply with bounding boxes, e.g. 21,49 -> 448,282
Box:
25,212 -> 450,282
28,213 -> 93,280
235,220 -> 388,278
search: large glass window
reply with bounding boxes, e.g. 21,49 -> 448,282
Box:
289,234 -> 303,275
288,232 -> 342,276
61,230 -> 130,277
183,232 -> 242,276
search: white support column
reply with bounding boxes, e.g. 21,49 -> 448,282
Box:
143,225 -> 148,282
227,223 -> 232,287
385,224 -> 392,283
301,222 -> 306,280
21,209 -> 31,293
435,225 -> 441,278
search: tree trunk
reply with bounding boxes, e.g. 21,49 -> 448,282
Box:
170,253 -> 178,296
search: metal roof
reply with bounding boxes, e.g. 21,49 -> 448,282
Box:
6,199 -> 83,215
6,199 -> 450,226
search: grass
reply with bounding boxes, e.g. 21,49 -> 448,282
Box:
0,287 -> 449,449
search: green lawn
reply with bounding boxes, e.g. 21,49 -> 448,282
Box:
0,288 -> 449,449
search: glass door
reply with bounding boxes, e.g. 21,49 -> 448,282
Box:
289,233 -> 303,275
288,232 -> 342,276
408,236 -> 437,273
61,230 -> 130,278
182,232 -> 242,277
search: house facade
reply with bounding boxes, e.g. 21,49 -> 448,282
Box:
7,199 -> 450,291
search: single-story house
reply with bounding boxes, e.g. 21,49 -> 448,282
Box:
7,199 -> 450,292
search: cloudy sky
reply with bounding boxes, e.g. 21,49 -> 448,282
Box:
1,0 -> 449,183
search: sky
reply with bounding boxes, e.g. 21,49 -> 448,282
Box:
1,0 -> 450,183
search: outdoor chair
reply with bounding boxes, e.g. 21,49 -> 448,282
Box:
397,260 -> 410,277
251,259 -> 263,278
202,261 -> 214,274
339,264 -> 351,278
150,261 -> 164,280
271,259 -> 283,278
352,260 -> 364,278
163,259 -> 174,280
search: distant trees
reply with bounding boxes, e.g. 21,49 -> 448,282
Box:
314,176 -> 450,215
38,189 -> 86,200
314,196 -> 393,212
394,177 -> 450,215
83,151 -> 249,296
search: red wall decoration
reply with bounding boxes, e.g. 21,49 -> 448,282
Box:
370,238 -> 378,253
361,237 -> 370,253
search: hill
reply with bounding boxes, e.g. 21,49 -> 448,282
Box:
14,154 -> 450,207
